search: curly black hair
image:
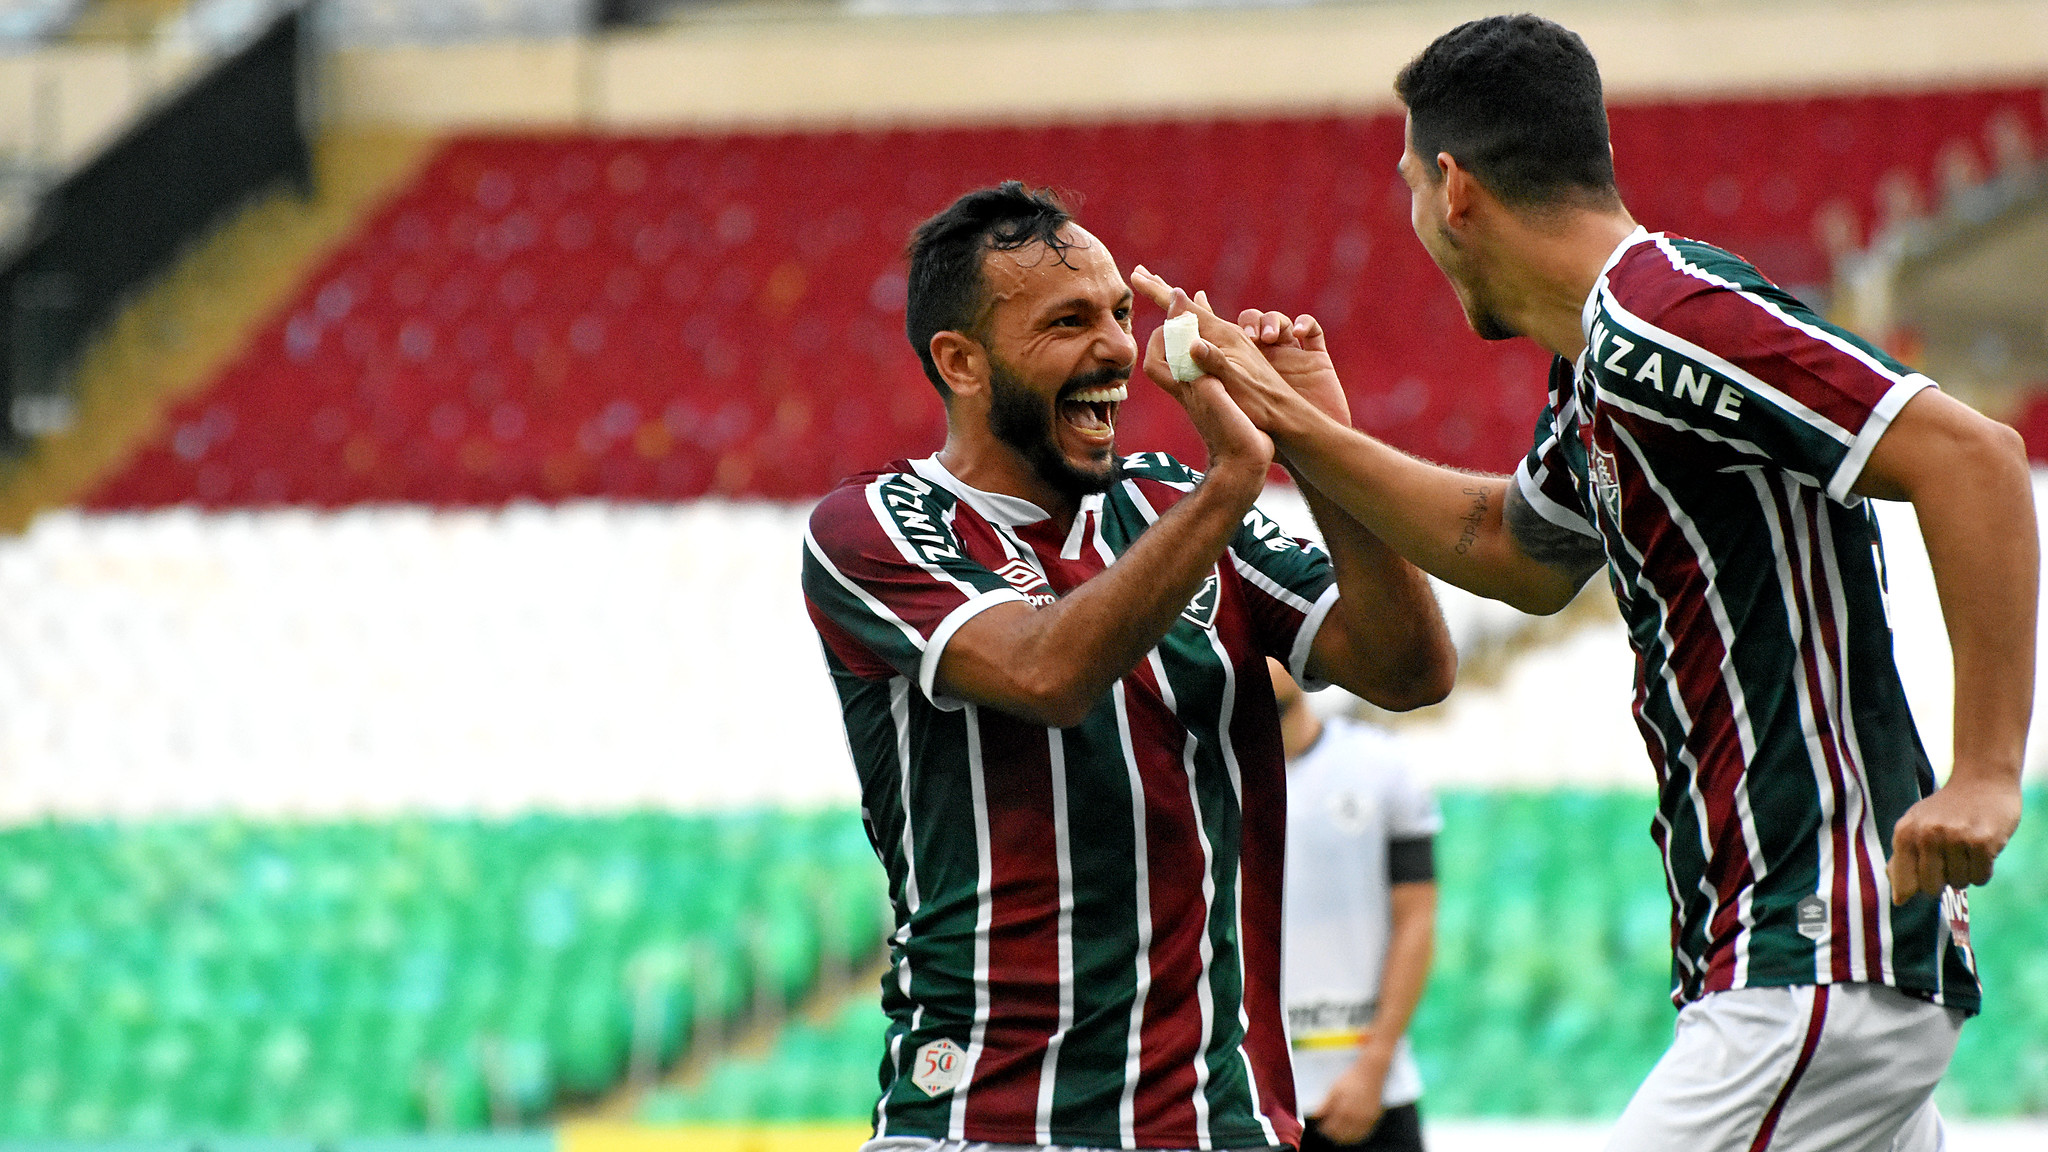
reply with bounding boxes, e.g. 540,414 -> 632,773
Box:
904,181 -> 1078,397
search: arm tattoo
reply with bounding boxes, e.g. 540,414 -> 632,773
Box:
1453,487 -> 1487,555
1504,480 -> 1607,587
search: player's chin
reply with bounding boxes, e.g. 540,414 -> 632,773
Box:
1071,442 -> 1117,479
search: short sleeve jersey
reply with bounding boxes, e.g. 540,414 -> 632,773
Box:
1282,718 -> 1439,1112
1515,228 -> 1978,1013
802,452 -> 1340,1149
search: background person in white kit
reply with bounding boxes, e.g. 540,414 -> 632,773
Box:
1274,659 -> 1437,1152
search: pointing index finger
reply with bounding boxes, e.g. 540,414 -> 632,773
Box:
1130,265 -> 1175,311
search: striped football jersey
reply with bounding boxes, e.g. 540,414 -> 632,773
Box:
802,452 -> 1339,1148
1515,227 -> 1979,1013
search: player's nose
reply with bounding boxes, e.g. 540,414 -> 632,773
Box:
1097,315 -> 1138,368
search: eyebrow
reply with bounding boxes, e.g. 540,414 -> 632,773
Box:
1041,292 -> 1132,320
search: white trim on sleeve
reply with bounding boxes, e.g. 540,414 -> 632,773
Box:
917,587 -> 1029,711
1288,582 -> 1343,691
1515,461 -> 1600,538
1826,374 -> 1936,505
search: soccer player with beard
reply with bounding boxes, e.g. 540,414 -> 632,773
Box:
802,182 -> 1457,1150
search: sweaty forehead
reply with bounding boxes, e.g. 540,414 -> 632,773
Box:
980,225 -> 1123,313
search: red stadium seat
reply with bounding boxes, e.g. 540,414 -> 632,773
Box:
84,87 -> 2048,510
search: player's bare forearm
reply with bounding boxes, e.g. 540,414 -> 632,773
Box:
1860,389 -> 2036,899
1278,415 -> 1587,613
1297,473 -> 1456,710
1366,880 -> 1436,1063
936,464 -> 1265,728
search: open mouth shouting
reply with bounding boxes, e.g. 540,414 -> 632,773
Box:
1059,379 -> 1127,446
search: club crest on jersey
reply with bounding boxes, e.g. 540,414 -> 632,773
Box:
1327,789 -> 1377,835
1589,444 -> 1623,532
1181,571 -> 1221,630
993,558 -> 1057,608
911,1037 -> 968,1097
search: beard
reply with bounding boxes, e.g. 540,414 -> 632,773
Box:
987,357 -> 1124,501
1434,223 -> 1518,341
1469,305 -> 1517,342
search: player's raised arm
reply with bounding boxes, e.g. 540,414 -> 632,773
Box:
1165,289 -> 1455,708
1855,388 -> 2037,901
1130,268 -> 1601,615
935,347 -> 1275,728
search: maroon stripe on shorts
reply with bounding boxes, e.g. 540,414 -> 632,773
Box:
1748,985 -> 1831,1152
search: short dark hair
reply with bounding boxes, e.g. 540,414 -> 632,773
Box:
1394,15 -> 1619,210
904,181 -> 1076,397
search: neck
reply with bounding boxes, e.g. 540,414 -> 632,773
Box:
1280,704 -> 1323,762
936,432 -> 1079,530
1488,206 -> 1639,362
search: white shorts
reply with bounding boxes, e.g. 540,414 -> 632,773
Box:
1605,983 -> 1964,1152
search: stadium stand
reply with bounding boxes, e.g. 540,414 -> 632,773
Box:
627,789 -> 2048,1127
0,502 -> 851,821
78,86 -> 2048,514
0,476 -> 2042,1135
0,807 -> 886,1136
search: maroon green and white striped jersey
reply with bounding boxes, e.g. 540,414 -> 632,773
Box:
1516,228 -> 1979,1013
802,452 -> 1339,1149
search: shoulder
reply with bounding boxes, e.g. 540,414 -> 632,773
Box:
1603,234 -> 1823,350
1116,451 -> 1202,489
1610,233 -> 1771,300
1108,453 -> 1208,522
806,462 -> 958,559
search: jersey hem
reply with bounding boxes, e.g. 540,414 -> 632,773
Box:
1681,973 -> 1979,1018
868,1122 -> 1289,1150
918,587 -> 1030,709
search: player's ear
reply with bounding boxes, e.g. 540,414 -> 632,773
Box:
1439,152 -> 1476,226
931,331 -> 989,400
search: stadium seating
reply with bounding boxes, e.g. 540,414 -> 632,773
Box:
0,808 -> 887,1137
637,997 -> 890,1125
82,86 -> 2048,513
626,790 -> 2048,1124
0,501 -> 854,820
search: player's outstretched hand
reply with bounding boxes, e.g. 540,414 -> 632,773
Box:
1886,767 -> 2021,904
1235,307 -> 1350,426
1130,266 -> 1319,444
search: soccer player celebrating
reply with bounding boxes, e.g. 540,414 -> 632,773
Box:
802,182 -> 1455,1149
1136,15 -> 2036,1152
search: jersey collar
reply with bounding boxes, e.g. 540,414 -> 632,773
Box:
910,455 -> 1053,527
1580,225 -> 1655,342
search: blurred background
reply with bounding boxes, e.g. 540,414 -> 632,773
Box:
0,0 -> 2044,1148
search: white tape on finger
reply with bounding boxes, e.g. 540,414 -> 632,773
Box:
1163,312 -> 1201,382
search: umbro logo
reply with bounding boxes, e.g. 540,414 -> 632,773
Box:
994,559 -> 1040,589
995,558 -> 1058,608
